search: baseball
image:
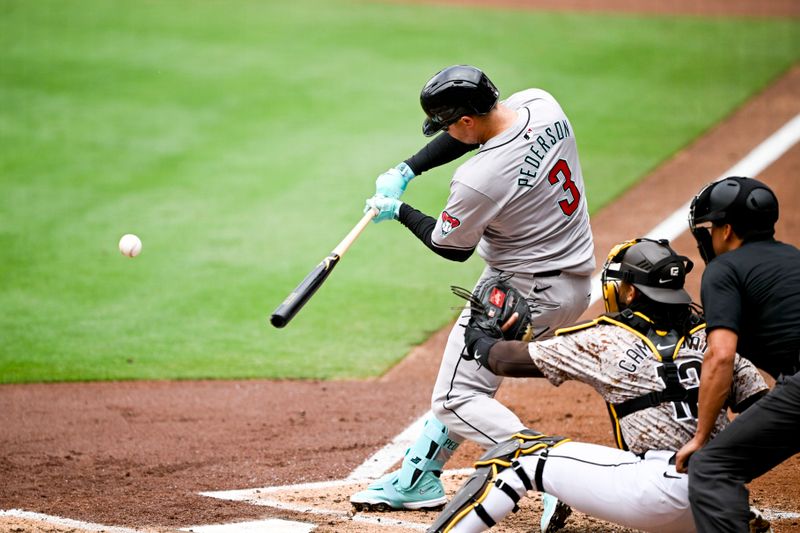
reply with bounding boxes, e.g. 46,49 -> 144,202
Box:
119,234 -> 142,258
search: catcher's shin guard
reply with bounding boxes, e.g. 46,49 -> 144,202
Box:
398,416 -> 459,490
427,430 -> 569,533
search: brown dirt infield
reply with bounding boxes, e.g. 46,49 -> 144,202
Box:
1,9 -> 798,533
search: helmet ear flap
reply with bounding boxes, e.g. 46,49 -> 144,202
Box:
603,280 -> 620,313
601,239 -> 638,313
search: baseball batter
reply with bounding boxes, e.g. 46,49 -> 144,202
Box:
427,239 -> 769,533
351,64 -> 593,526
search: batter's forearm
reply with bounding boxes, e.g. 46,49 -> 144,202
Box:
404,133 -> 478,176
489,341 -> 545,378
398,203 -> 474,262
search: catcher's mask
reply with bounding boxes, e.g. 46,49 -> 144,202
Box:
601,238 -> 694,313
688,176 -> 778,264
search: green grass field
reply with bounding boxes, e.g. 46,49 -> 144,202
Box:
1,0 -> 798,382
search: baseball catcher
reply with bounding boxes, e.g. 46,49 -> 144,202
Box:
427,238 -> 771,533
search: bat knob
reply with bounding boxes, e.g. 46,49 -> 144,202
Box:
270,314 -> 288,328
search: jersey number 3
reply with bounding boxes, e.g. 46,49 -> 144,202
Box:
547,159 -> 580,216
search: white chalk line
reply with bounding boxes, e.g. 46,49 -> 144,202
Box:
199,468 -> 474,500
0,509 -> 316,533
201,469 -> 475,531
3,504 -> 797,533
346,412 -> 429,481
0,509 -> 141,533
215,498 -> 428,531
180,518 -> 315,533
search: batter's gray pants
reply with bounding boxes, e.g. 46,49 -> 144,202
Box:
688,371 -> 800,532
430,265 -> 592,449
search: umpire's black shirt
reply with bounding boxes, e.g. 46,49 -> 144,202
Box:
701,238 -> 800,378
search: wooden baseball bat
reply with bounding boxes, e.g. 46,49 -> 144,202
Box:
270,208 -> 378,328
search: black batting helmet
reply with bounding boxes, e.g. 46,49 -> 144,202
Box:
420,65 -> 499,137
688,176 -> 779,263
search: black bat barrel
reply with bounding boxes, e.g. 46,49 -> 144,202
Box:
269,254 -> 340,328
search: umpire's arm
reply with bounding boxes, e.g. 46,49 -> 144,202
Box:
675,327 -> 738,472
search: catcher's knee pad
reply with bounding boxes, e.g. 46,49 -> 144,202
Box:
427,430 -> 569,533
398,416 -> 459,490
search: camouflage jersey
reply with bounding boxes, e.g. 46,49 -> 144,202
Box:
527,316 -> 768,455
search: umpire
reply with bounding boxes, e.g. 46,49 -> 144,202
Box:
675,176 -> 800,532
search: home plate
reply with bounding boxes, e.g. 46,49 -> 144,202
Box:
181,518 -> 315,532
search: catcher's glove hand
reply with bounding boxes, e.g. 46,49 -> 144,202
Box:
452,274 -> 534,365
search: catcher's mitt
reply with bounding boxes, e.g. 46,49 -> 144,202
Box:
452,274 -> 534,350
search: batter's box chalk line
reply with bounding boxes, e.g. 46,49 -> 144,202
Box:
200,469 -> 474,532
181,518 -> 315,532
0,509 -> 142,533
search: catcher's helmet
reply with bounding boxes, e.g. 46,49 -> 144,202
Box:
602,239 -> 693,313
688,176 -> 778,263
420,65 -> 499,137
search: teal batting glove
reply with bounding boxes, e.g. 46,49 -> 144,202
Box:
375,162 -> 415,199
365,195 -> 402,223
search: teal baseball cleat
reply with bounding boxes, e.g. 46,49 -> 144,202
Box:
350,470 -> 447,512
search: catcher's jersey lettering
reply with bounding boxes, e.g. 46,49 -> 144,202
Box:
683,332 -> 706,352
666,358 -> 702,420
618,339 -> 650,372
528,324 -> 768,454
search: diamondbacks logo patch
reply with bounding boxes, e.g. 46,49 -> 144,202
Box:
440,211 -> 461,237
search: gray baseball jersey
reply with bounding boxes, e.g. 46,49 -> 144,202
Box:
528,323 -> 768,455
432,89 -> 594,275
429,89 -> 594,449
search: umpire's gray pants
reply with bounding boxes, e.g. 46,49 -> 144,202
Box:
689,371 -> 800,532
430,265 -> 591,448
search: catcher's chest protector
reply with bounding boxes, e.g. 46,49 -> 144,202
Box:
557,309 -> 705,450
